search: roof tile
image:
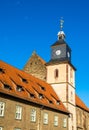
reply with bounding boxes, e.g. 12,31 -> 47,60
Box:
0,60 -> 68,113
76,94 -> 89,112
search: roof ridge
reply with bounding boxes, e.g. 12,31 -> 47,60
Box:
32,51 -> 46,64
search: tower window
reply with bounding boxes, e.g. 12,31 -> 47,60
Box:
70,68 -> 73,78
71,91 -> 73,102
54,69 -> 59,78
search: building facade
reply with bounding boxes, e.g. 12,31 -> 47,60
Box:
0,60 -> 69,130
0,93 -> 68,130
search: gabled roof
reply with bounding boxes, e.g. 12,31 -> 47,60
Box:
24,51 -> 46,67
76,94 -> 89,112
0,60 -> 68,114
23,51 -> 46,81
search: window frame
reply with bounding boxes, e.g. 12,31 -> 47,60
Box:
63,118 -> 67,128
0,102 -> 5,117
71,91 -> 73,102
30,108 -> 36,122
54,69 -> 59,78
15,105 -> 22,120
43,113 -> 48,125
54,115 -> 58,126
14,128 -> 21,130
0,127 -> 3,130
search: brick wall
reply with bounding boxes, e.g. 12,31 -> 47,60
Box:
76,107 -> 89,130
0,93 -> 68,130
23,52 -> 46,81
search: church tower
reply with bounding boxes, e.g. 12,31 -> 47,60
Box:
46,19 -> 76,130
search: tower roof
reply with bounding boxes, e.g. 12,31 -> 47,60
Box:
51,39 -> 67,47
51,18 -> 67,47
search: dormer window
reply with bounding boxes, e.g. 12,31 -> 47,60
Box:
30,93 -> 35,98
39,94 -> 43,99
18,74 -> 28,83
41,86 -> 45,90
16,85 -> 24,92
54,69 -> 59,78
37,83 -> 46,91
56,100 -> 60,105
49,100 -> 53,104
0,68 -> 5,74
4,84 -> 11,90
22,78 -> 28,83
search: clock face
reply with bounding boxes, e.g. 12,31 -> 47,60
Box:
55,50 -> 61,55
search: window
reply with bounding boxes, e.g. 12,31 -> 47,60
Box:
54,116 -> 58,126
30,93 -> 35,98
56,100 -> 60,105
14,128 -> 21,130
0,68 -> 5,74
30,109 -> 36,122
0,127 -> 3,130
15,106 -> 22,120
71,91 -> 73,102
54,69 -> 59,78
39,94 -> 43,99
4,84 -> 11,90
70,68 -> 73,78
0,102 -> 5,117
16,85 -> 24,92
37,83 -> 45,91
43,113 -> 48,125
63,118 -> 67,128
22,78 -> 28,83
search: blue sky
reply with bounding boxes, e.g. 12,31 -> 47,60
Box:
0,0 -> 89,107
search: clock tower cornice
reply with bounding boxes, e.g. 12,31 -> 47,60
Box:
46,60 -> 76,71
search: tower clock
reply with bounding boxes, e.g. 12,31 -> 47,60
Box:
51,39 -> 71,62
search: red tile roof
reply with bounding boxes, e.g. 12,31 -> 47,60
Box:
0,60 -> 68,114
75,94 -> 89,112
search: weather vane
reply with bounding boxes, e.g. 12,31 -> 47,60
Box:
60,17 -> 64,31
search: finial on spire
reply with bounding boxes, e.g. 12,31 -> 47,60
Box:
32,50 -> 36,55
60,17 -> 64,31
57,17 -> 65,40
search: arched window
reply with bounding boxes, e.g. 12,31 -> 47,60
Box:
54,69 -> 59,78
70,67 -> 73,78
71,91 -> 73,102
